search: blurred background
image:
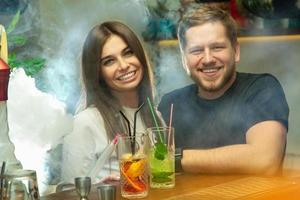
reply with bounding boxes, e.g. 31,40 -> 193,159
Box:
0,0 -> 299,195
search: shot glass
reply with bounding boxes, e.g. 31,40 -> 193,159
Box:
147,127 -> 175,189
3,169 -> 40,200
97,184 -> 116,200
117,134 -> 149,199
74,177 -> 91,200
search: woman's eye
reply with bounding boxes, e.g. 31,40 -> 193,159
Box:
123,49 -> 134,57
101,58 -> 115,66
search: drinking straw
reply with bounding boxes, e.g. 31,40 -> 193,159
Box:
119,111 -> 132,137
0,161 -> 6,200
119,111 -> 134,155
133,102 -> 145,153
168,104 -> 174,148
88,134 -> 120,182
146,97 -> 163,143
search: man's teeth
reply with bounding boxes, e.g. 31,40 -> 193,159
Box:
118,71 -> 135,80
202,68 -> 218,73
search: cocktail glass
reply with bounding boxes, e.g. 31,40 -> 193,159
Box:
118,134 -> 149,199
147,127 -> 175,189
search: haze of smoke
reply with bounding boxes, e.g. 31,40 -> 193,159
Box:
6,0 -> 151,195
37,0 -> 150,113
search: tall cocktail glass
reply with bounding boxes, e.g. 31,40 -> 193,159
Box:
117,134 -> 149,199
147,127 -> 175,189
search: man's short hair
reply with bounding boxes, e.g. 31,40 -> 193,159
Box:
177,5 -> 238,49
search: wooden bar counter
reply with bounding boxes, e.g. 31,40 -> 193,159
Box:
42,169 -> 300,200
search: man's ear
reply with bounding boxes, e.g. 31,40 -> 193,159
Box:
179,46 -> 191,76
234,42 -> 240,63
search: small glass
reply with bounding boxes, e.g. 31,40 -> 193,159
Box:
97,184 -> 116,200
117,134 -> 149,199
147,127 -> 175,189
2,169 -> 40,200
74,177 -> 91,200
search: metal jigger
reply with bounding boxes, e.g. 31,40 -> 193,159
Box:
97,184 -> 116,200
74,177 -> 91,200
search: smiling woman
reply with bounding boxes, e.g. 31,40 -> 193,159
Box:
61,21 -> 163,184
100,34 -> 144,100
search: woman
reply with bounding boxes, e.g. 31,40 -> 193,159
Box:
61,21 -> 162,184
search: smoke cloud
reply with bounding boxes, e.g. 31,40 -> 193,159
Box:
6,0 -> 151,195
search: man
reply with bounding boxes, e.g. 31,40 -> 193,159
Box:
158,6 -> 289,175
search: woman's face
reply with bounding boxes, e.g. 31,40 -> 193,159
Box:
99,34 -> 144,94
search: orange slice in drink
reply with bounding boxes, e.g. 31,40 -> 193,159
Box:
121,167 -> 144,192
126,159 -> 146,179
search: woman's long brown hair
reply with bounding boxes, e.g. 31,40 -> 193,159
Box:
81,21 -> 163,140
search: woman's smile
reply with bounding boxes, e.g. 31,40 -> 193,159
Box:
116,70 -> 137,81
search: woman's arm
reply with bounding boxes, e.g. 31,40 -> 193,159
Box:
61,108 -> 118,183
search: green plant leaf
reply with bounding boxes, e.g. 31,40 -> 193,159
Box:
6,11 -> 21,34
8,35 -> 27,46
8,56 -> 46,76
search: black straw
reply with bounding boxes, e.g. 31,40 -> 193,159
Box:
120,110 -> 132,137
120,110 -> 134,155
133,102 -> 145,153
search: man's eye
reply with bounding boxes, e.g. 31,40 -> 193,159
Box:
189,49 -> 203,55
212,46 -> 225,51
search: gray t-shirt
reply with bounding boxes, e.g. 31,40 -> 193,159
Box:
158,72 -> 289,149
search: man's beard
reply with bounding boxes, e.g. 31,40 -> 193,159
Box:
192,65 -> 236,93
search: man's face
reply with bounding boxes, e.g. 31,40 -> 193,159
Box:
183,21 -> 240,99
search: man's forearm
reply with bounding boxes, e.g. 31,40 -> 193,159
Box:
181,121 -> 286,175
181,144 -> 282,175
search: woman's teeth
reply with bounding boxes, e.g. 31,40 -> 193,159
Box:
118,71 -> 136,80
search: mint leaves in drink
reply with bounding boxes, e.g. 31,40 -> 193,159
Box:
154,142 -> 167,160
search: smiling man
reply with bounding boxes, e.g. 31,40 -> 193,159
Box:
158,6 -> 289,175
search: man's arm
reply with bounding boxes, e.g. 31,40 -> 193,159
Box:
181,120 -> 286,175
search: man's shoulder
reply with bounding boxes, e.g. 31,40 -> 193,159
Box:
239,72 -> 278,82
161,84 -> 196,100
237,72 -> 281,89
158,84 -> 196,112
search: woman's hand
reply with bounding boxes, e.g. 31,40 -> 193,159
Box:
100,174 -> 120,183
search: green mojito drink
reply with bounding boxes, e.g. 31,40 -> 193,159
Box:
147,127 -> 175,188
